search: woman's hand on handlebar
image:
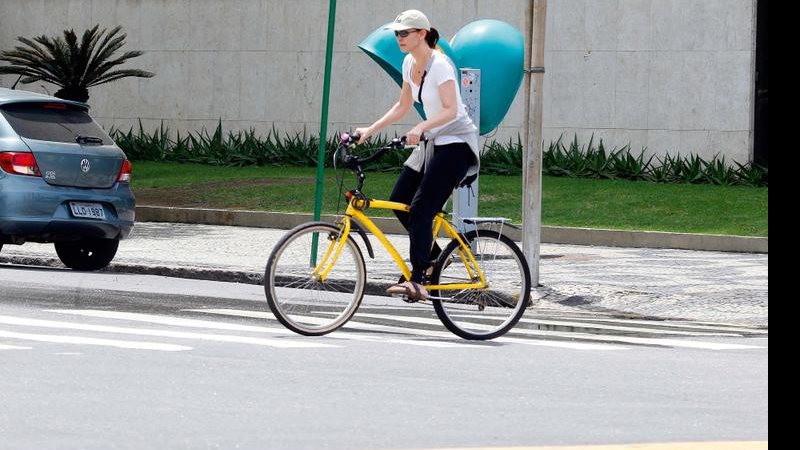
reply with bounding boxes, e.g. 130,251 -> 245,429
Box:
354,127 -> 372,144
405,125 -> 424,146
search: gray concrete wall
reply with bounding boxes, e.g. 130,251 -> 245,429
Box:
0,0 -> 758,163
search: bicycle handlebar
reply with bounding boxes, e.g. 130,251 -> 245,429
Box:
342,134 -> 400,168
338,133 -> 426,167
337,132 -> 426,194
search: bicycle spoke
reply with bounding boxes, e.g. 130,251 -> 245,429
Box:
265,223 -> 366,335
430,230 -> 531,340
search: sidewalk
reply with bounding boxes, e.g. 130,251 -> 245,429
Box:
0,221 -> 769,328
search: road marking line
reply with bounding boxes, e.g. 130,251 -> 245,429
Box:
185,309 -> 489,348
353,313 -> 763,350
49,309 -> 297,335
0,315 -> 336,349
543,316 -> 768,335
0,343 -> 33,350
504,327 -> 766,350
0,330 -> 190,352
492,316 -> 742,337
52,309 -> 475,349
351,313 -> 630,350
185,309 -> 275,320
358,304 -> 767,336
196,309 -> 626,350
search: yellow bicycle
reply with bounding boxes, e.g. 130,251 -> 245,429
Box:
264,133 -> 531,340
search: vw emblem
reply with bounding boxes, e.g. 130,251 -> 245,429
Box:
80,159 -> 91,173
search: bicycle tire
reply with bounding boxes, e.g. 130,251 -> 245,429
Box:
265,222 -> 366,336
429,229 -> 531,340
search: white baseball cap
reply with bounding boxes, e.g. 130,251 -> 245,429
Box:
384,9 -> 431,31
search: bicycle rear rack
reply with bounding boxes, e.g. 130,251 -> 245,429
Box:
461,217 -> 520,229
460,217 -> 519,241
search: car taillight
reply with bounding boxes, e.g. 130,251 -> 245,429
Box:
117,159 -> 132,183
0,152 -> 42,177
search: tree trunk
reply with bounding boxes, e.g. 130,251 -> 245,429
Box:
54,86 -> 89,103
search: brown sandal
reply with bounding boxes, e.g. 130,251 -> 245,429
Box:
386,280 -> 428,302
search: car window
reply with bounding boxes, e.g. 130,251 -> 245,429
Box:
0,102 -> 112,144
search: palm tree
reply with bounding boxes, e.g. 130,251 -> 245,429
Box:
0,24 -> 154,103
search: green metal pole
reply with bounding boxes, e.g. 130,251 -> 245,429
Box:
314,0 -> 337,220
311,0 -> 337,264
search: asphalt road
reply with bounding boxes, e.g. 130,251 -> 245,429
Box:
0,266 -> 768,450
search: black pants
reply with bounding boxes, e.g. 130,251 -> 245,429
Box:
389,142 -> 475,282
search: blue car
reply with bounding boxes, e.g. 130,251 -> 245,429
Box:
0,87 -> 135,270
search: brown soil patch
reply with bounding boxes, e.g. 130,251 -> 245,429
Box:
134,177 -> 309,208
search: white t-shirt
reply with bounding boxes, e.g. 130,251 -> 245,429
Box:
403,51 -> 468,146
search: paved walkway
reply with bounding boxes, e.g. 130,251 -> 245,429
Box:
0,222 -> 768,328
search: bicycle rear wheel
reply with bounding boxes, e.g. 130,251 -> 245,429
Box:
265,222 -> 366,336
430,229 -> 531,340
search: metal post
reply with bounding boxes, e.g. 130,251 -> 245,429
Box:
522,0 -> 547,286
454,68 -> 480,233
311,0 -> 337,263
313,0 -> 337,221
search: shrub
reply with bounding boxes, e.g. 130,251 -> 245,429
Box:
110,124 -> 767,187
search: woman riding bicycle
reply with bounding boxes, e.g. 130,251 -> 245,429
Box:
355,9 -> 480,301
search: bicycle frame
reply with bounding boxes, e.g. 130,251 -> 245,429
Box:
312,197 -> 487,291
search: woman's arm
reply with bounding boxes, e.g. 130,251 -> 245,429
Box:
356,82 -> 414,143
405,79 -> 458,145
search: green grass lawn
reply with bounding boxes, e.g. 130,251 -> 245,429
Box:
131,161 -> 768,237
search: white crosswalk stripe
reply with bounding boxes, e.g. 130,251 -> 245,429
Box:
0,314 -> 336,349
0,306 -> 766,353
0,329 -> 190,351
190,308 -> 765,351
488,316 -> 743,337
0,343 -> 32,350
545,316 -> 769,335
349,312 -> 764,350
190,308 -> 603,349
50,309 -> 476,349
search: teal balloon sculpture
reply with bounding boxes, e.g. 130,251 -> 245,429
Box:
358,25 -> 459,119
358,19 -> 524,135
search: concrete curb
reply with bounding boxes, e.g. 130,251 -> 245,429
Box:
0,255 -> 424,299
0,255 -> 261,284
136,205 -> 768,254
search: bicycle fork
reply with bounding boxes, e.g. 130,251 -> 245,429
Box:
311,219 -> 352,281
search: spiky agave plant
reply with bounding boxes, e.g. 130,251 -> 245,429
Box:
0,24 -> 154,103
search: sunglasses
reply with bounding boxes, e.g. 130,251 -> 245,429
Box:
394,29 -> 420,38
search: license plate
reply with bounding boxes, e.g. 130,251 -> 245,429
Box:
69,202 -> 106,220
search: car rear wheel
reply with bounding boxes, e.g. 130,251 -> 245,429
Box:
54,238 -> 119,271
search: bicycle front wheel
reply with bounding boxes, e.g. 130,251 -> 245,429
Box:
265,222 -> 366,336
430,230 -> 531,340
